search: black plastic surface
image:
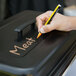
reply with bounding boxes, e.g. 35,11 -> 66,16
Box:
0,10 -> 76,76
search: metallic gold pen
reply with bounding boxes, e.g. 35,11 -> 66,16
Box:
37,4 -> 61,39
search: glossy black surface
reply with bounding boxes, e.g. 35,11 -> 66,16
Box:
0,11 -> 76,75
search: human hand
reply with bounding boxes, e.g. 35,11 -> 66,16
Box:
36,11 -> 73,33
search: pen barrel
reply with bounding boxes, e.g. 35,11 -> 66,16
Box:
48,8 -> 60,24
45,4 -> 61,25
37,4 -> 61,38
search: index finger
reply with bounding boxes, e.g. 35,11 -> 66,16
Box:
36,17 -> 43,32
36,14 -> 48,32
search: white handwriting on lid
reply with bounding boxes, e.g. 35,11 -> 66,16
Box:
9,38 -> 35,56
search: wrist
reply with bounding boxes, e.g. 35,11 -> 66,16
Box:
63,16 -> 76,31
68,16 -> 76,31
68,16 -> 76,30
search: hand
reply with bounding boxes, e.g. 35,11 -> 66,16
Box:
36,11 -> 73,33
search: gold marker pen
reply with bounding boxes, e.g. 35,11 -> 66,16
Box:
37,4 -> 61,39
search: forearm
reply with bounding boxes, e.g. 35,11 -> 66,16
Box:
68,16 -> 76,31
36,11 -> 76,33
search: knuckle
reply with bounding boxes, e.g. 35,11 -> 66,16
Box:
46,11 -> 50,13
36,17 -> 39,20
36,15 -> 42,20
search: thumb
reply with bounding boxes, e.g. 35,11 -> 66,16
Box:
39,24 -> 55,33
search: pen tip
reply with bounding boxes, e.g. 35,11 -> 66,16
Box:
37,33 -> 42,39
37,36 -> 39,39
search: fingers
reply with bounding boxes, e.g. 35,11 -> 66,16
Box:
39,24 -> 56,33
36,18 -> 43,32
36,11 -> 69,33
36,13 -> 49,32
36,11 -> 56,33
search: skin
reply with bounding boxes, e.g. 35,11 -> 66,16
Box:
36,11 -> 76,33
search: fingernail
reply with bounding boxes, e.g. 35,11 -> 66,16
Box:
40,26 -> 45,33
38,25 -> 42,32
